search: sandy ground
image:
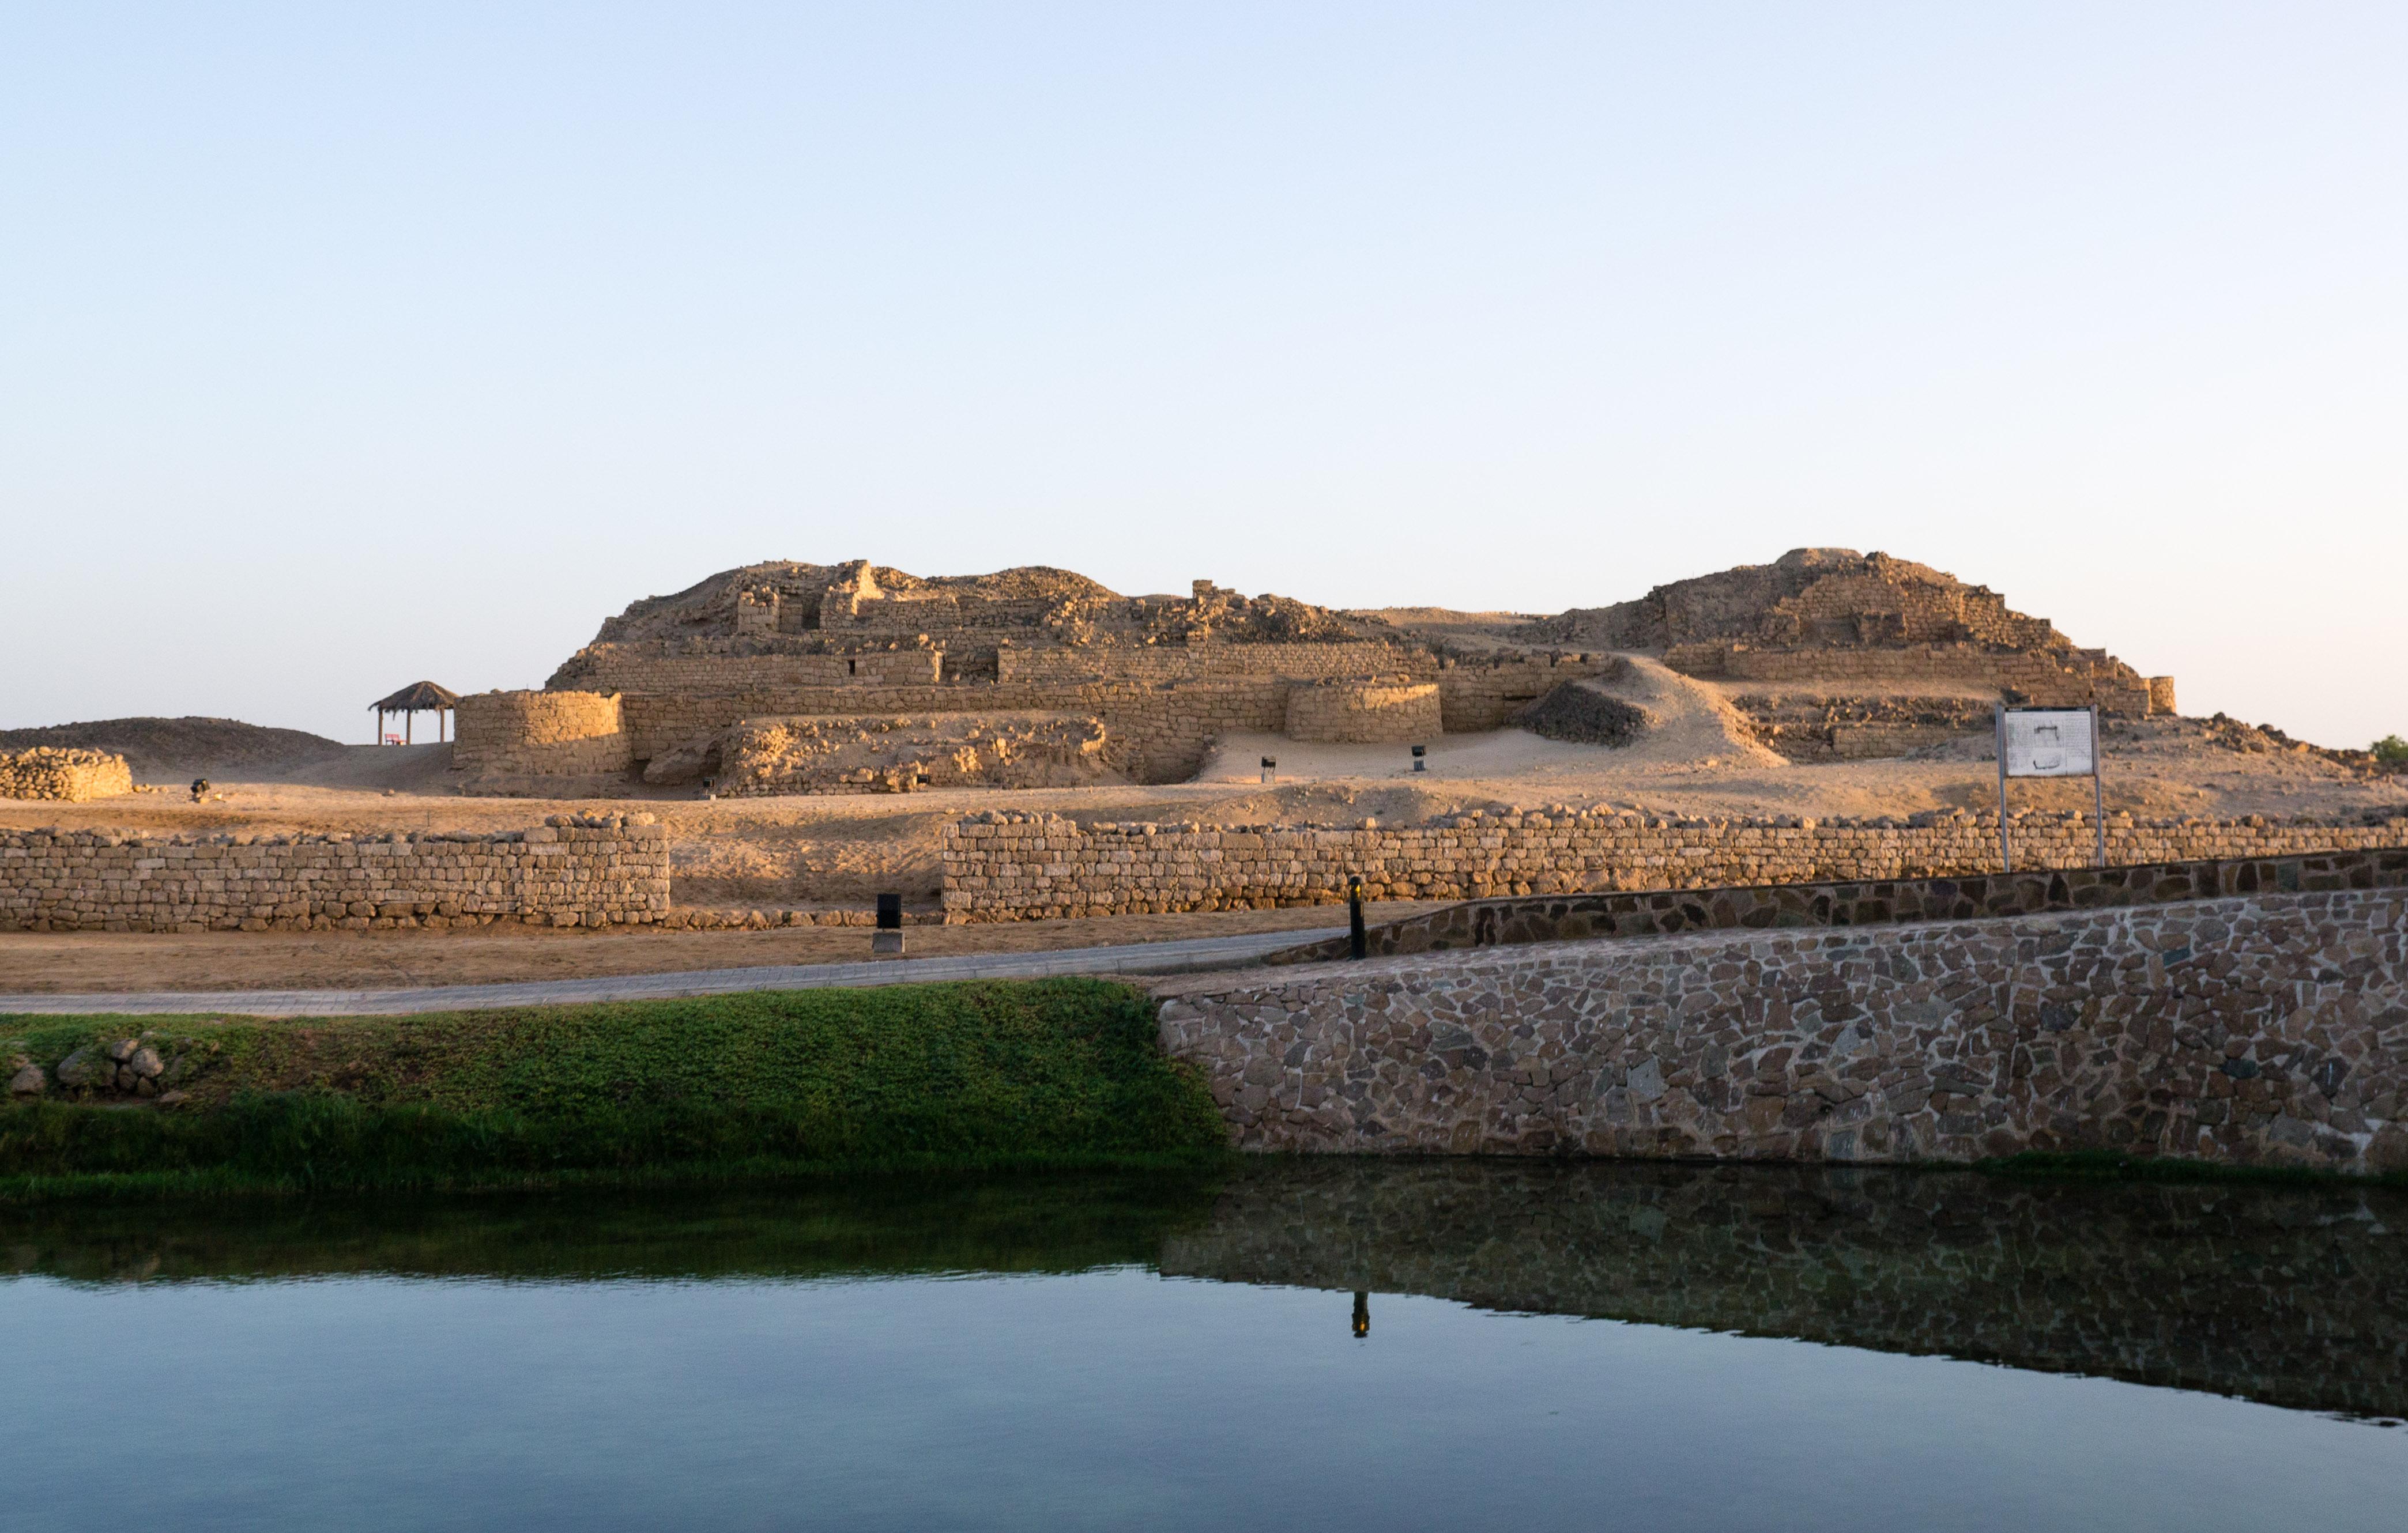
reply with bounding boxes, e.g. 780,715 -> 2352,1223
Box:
0,902 -> 1422,995
6,659 -> 2401,995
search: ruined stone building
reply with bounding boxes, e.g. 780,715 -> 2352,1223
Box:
454,550 -> 2175,794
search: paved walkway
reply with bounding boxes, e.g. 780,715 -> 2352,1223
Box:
0,928 -> 1343,1018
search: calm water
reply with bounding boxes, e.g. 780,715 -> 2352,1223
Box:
5,1162 -> 2405,1531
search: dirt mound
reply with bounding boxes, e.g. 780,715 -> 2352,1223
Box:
1518,682 -> 1651,747
1580,656 -> 1788,770
0,718 -> 345,778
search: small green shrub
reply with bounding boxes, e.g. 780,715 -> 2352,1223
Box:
2372,734 -> 2408,768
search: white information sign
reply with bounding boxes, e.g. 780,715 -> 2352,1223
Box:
2003,709 -> 2096,778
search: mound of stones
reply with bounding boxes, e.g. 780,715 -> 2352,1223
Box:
9,1032 -> 206,1105
0,747 -> 133,802
1517,682 -> 1650,747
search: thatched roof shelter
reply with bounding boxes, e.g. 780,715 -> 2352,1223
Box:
372,681 -> 460,713
370,681 -> 461,745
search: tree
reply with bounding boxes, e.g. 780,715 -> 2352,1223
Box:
2373,734 -> 2408,768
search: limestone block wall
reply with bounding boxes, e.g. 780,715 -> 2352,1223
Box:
1433,653 -> 1625,732
940,808 -> 2408,920
1091,678 -> 1292,779
994,640 -> 1423,685
552,645 -> 944,693
1152,886 -> 2408,1172
0,815 -> 670,932
1761,569 -> 2062,650
0,749 -> 133,802
1665,641 -> 2172,716
617,677 -> 1297,784
1283,680 -> 1442,743
618,686 -> 1028,760
454,690 -> 632,775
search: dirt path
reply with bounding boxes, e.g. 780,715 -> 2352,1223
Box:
0,902 -> 1443,995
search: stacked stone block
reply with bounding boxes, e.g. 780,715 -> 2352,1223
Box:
0,814 -> 669,932
1283,680 -> 1443,744
1667,641 -> 2172,715
0,749 -> 133,803
941,808 -> 2408,921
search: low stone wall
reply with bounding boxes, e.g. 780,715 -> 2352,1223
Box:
0,749 -> 133,803
1266,847 -> 2408,963
1283,679 -> 1442,743
1154,886 -> 2408,1172
940,807 -> 2408,920
0,815 -> 669,932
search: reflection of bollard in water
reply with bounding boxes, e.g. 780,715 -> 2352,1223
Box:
1411,744 -> 1426,773
1260,755 -> 1276,785
872,893 -> 905,955
1352,1291 -> 1369,1338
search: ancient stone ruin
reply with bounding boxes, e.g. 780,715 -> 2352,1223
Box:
454,550 -> 2177,795
1550,549 -> 2177,756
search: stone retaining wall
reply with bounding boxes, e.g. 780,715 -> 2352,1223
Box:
1664,640 -> 2173,715
0,749 -> 133,803
554,645 -> 945,693
0,815 -> 669,932
1283,679 -> 1442,743
1265,847 -> 2408,963
1153,886 -> 2408,1172
941,807 -> 2408,921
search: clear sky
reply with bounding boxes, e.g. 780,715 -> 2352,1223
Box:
4,3 -> 2402,748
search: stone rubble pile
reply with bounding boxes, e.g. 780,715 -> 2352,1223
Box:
0,747 -> 133,802
10,1031 -> 205,1104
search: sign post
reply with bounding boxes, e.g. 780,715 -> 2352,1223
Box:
1995,704 -> 2108,872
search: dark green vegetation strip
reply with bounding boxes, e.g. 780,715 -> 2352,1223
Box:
0,980 -> 1227,1199
5,1173 -> 1227,1285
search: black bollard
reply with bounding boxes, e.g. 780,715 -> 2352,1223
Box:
1352,1291 -> 1370,1338
1348,876 -> 1366,961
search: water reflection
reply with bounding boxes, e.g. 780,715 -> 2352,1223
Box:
7,1160 -> 2406,1420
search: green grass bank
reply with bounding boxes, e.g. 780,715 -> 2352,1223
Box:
0,979 -> 1229,1200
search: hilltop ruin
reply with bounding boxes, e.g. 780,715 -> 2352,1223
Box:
454,550 -> 2176,794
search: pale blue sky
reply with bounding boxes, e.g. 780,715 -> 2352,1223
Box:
4,3 -> 2402,746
